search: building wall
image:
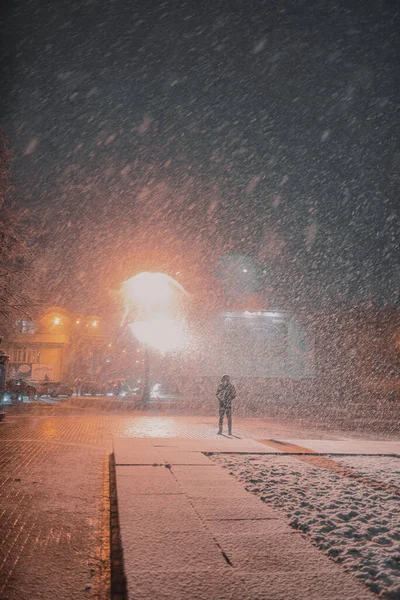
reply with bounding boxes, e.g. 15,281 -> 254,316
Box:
4,308 -> 108,383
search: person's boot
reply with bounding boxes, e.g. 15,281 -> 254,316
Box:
217,430 -> 222,435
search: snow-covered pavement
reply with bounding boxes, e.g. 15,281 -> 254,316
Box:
212,452 -> 400,599
114,436 -> 374,599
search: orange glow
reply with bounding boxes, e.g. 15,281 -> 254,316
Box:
92,320 -> 98,327
53,316 -> 62,326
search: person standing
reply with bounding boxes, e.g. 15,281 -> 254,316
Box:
216,374 -> 236,436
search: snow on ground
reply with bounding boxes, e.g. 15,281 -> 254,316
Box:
337,456 -> 400,489
211,454 -> 400,599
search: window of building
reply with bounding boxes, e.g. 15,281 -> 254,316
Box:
15,320 -> 35,334
9,348 -> 40,363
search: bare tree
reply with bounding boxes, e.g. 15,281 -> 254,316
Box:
0,131 -> 39,333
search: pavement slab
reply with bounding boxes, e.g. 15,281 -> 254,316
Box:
207,519 -> 295,537
170,464 -> 240,482
116,489 -> 205,533
123,569 -> 250,600
114,437 -> 164,464
236,570 -> 375,600
179,479 -> 255,499
121,530 -> 229,572
215,533 -> 333,572
189,495 -> 279,521
151,437 -> 277,453
124,567 -> 372,600
116,465 -> 182,495
159,451 -> 215,465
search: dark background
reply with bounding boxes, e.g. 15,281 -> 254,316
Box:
0,0 -> 399,314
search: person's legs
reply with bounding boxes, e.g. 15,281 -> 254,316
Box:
218,404 -> 225,434
227,407 -> 232,435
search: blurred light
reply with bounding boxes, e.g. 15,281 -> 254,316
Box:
108,343 -> 112,347
151,383 -> 161,397
92,320 -> 98,327
75,319 -> 81,325
122,271 -> 188,353
121,272 -> 187,320
122,349 -> 126,353
130,318 -> 186,353
243,269 -> 248,273
53,317 -> 61,325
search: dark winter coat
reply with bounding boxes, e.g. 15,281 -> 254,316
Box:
216,381 -> 236,408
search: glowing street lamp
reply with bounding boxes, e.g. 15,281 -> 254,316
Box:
121,272 -> 187,353
121,272 -> 188,407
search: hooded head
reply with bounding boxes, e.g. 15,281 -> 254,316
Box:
221,374 -> 230,383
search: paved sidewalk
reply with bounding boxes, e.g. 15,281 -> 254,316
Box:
114,437 -> 375,599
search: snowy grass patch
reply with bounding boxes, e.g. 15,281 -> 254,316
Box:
211,454 -> 400,599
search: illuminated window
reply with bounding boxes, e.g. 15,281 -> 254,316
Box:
10,348 -> 40,363
15,320 -> 35,334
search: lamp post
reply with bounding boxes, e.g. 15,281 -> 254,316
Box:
140,348 -> 150,409
0,342 -> 10,420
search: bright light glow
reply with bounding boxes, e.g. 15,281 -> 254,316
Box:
54,317 -> 61,325
151,383 -> 161,397
243,269 -> 248,273
130,318 -> 186,353
92,320 -> 98,327
121,272 -> 187,320
76,319 -> 80,324
122,272 -> 188,352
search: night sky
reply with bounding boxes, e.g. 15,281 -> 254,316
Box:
1,0 -> 399,315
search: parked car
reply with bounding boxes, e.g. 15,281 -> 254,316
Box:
1,390 -> 12,405
49,382 -> 73,398
5,378 -> 37,401
36,380 -> 54,397
104,379 -> 131,397
80,381 -> 105,397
